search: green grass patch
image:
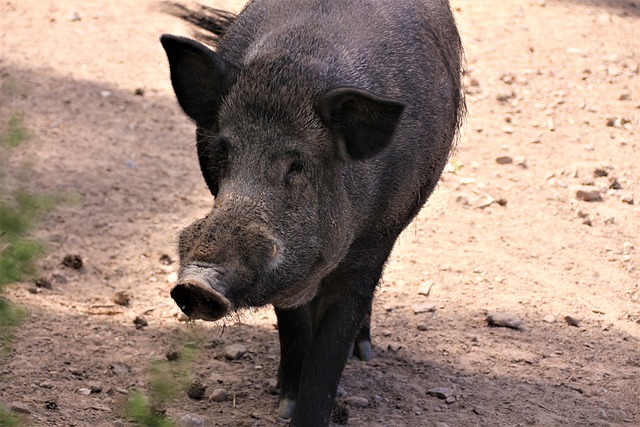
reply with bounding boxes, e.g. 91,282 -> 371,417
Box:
0,111 -> 53,359
124,332 -> 204,426
125,392 -> 175,427
0,403 -> 21,427
0,113 -> 28,148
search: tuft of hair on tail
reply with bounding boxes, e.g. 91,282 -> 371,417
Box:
160,2 -> 237,47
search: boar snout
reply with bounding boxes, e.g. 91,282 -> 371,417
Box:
172,264 -> 232,321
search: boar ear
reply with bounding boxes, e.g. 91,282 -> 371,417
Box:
319,88 -> 405,161
160,34 -> 237,129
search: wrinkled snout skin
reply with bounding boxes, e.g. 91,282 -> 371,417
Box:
162,0 -> 464,425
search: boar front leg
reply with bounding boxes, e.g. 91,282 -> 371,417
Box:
289,269 -> 382,426
275,306 -> 312,419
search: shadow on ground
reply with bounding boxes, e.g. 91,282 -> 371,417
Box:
553,0 -> 640,16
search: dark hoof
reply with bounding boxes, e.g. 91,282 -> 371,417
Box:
277,397 -> 296,419
354,339 -> 372,361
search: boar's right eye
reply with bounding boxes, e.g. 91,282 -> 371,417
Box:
285,160 -> 304,184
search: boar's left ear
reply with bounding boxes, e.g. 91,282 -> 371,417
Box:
160,34 -> 237,129
319,88 -> 405,161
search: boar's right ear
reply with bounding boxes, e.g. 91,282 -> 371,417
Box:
319,88 -> 405,161
160,34 -> 237,129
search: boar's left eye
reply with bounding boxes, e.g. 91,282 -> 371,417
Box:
285,160 -> 304,183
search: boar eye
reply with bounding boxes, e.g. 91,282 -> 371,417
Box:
285,160 -> 304,183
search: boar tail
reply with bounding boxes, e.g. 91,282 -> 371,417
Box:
160,2 -> 237,47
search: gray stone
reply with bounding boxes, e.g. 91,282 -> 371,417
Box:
179,413 -> 205,427
411,303 -> 436,314
210,388 -> 228,402
345,395 -> 369,408
564,316 -> 580,327
427,387 -> 453,400
486,312 -> 523,330
10,401 -> 31,414
223,343 -> 247,360
575,188 -> 602,202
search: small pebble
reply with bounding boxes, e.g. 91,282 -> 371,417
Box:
69,367 -> 85,377
496,156 -> 513,165
593,168 -> 609,177
266,379 -> 279,395
427,387 -> 453,400
496,91 -> 516,103
134,88 -> 145,96
609,178 -> 622,190
387,343 -> 401,352
34,277 -> 53,289
62,254 -> 83,269
133,316 -> 148,329
411,303 -> 436,314
515,156 -> 528,168
445,396 -> 456,404
68,11 -> 81,21
223,343 -> 247,360
473,406 -> 486,416
90,384 -> 103,393
179,413 -> 205,427
345,396 -> 369,408
110,362 -> 131,375
10,401 -> 32,414
210,388 -> 228,402
113,291 -> 131,306
416,322 -> 429,331
565,316 -> 581,327
166,351 -> 180,361
621,194 -> 634,205
336,385 -> 347,398
575,189 -> 602,202
486,312 -> 523,330
543,315 -> 556,324
77,388 -> 91,395
187,380 -> 207,400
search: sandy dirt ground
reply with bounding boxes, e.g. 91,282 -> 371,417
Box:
1,0 -> 639,426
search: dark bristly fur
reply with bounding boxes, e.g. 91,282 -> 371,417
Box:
161,1 -> 465,425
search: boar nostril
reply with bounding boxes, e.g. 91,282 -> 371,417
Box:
171,277 -> 232,321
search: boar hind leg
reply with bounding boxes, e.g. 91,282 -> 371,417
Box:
275,305 -> 312,419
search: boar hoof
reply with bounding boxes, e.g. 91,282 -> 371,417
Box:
171,278 -> 231,321
277,397 -> 296,419
354,339 -> 373,362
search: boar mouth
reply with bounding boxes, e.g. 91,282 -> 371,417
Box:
171,269 -> 232,321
